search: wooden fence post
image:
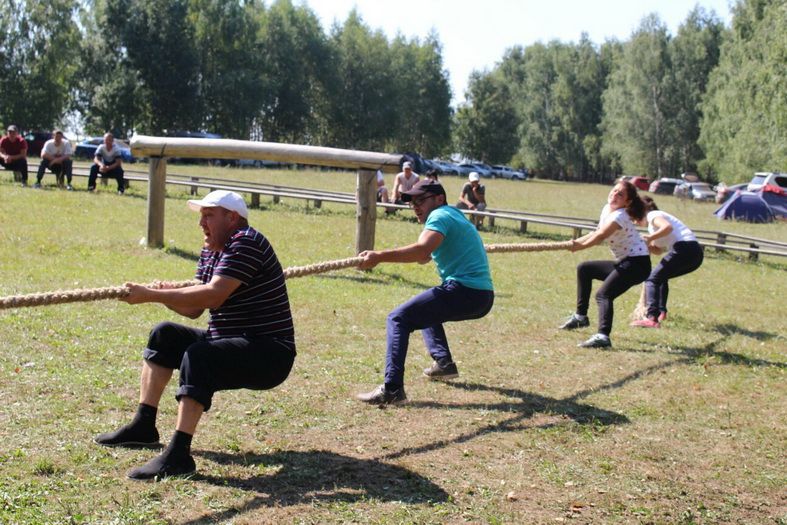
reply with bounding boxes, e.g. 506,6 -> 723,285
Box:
147,157 -> 167,248
356,169 -> 376,254
251,193 -> 260,208
716,233 -> 727,252
190,177 -> 199,195
520,220 -> 528,233
749,243 -> 759,261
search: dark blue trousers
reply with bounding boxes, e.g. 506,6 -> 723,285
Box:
645,241 -> 704,319
384,280 -> 494,389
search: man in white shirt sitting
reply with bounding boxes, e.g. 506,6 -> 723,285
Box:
34,130 -> 74,190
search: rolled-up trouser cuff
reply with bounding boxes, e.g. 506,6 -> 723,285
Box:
143,347 -> 182,370
176,385 -> 212,412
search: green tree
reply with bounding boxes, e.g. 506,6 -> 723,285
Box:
602,14 -> 675,179
320,11 -> 396,150
190,0 -> 263,139
388,33 -> 452,157
0,0 -> 81,131
699,0 -> 786,182
255,0 -> 329,143
669,6 -> 724,175
454,70 -> 519,163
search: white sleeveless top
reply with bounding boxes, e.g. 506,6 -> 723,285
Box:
599,204 -> 649,260
647,210 -> 696,251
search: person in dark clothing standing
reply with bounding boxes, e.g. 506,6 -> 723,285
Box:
95,190 -> 296,480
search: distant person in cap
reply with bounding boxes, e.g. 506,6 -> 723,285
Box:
94,190 -> 296,480
0,125 -> 29,186
87,132 -> 125,194
376,169 -> 390,203
456,172 -> 487,229
391,160 -> 420,204
34,130 -> 74,190
356,179 -> 495,405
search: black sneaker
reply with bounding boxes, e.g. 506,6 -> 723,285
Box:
578,333 -> 612,348
559,314 -> 590,330
423,361 -> 459,381
94,423 -> 161,449
127,452 -> 196,481
356,384 -> 407,405
87,186 -> 96,192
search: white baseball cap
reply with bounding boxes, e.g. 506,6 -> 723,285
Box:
468,172 -> 480,182
402,161 -> 412,169
188,190 -> 248,218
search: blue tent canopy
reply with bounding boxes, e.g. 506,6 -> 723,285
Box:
714,191 -> 774,223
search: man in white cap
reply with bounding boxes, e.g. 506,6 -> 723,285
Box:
391,160 -> 420,204
95,190 -> 296,480
456,172 -> 487,229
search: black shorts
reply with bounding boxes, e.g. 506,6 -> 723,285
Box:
143,321 -> 295,411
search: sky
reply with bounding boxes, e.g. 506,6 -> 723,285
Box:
306,0 -> 733,106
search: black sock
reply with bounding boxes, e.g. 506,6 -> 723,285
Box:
132,403 -> 157,427
166,430 -> 193,457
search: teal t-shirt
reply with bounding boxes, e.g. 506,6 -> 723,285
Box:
424,205 -> 494,291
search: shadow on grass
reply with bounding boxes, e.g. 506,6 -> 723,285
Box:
711,322 -> 781,342
624,335 -> 786,368
379,364 -> 666,461
183,449 -> 448,523
162,246 -> 200,263
315,270 -> 431,290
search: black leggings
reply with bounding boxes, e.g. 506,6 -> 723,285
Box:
645,241 -> 704,319
576,256 -> 651,335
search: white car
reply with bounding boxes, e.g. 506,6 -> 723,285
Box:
492,165 -> 527,180
674,182 -> 716,201
747,172 -> 787,192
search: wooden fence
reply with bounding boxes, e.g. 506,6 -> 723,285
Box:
64,165 -> 787,262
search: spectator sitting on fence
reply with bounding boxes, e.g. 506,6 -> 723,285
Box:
391,161 -> 419,204
34,130 -> 73,190
0,125 -> 29,186
456,172 -> 487,229
88,132 -> 125,194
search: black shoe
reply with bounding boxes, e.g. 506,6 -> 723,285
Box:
578,333 -> 612,348
94,423 -> 161,449
127,452 -> 196,481
423,361 -> 459,381
559,314 -> 590,330
356,384 -> 407,405
87,186 -> 96,192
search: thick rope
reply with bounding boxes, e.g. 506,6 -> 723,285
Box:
0,241 -> 573,310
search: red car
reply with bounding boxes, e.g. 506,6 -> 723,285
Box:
620,175 -> 651,192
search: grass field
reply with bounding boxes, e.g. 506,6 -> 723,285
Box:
0,168 -> 785,524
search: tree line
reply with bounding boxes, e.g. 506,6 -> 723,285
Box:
0,0 -> 783,184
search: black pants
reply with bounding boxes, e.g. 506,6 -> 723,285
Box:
37,158 -> 73,184
576,256 -> 651,335
142,321 -> 296,411
645,241 -> 704,319
88,164 -> 125,191
1,158 -> 28,183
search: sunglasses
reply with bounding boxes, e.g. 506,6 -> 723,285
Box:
409,194 -> 437,207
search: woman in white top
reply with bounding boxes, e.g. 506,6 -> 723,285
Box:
631,196 -> 703,328
560,181 -> 651,348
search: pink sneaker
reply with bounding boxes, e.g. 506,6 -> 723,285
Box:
657,312 -> 667,322
630,318 -> 660,328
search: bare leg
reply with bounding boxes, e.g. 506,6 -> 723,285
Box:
176,397 -> 205,435
139,360 -> 173,407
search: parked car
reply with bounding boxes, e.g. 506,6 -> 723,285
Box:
747,172 -> 787,192
648,177 -> 683,195
674,181 -> 716,201
492,165 -> 527,180
457,162 -> 493,178
714,182 -> 749,204
619,175 -> 650,191
432,159 -> 459,176
23,131 -> 52,157
74,137 -> 135,162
